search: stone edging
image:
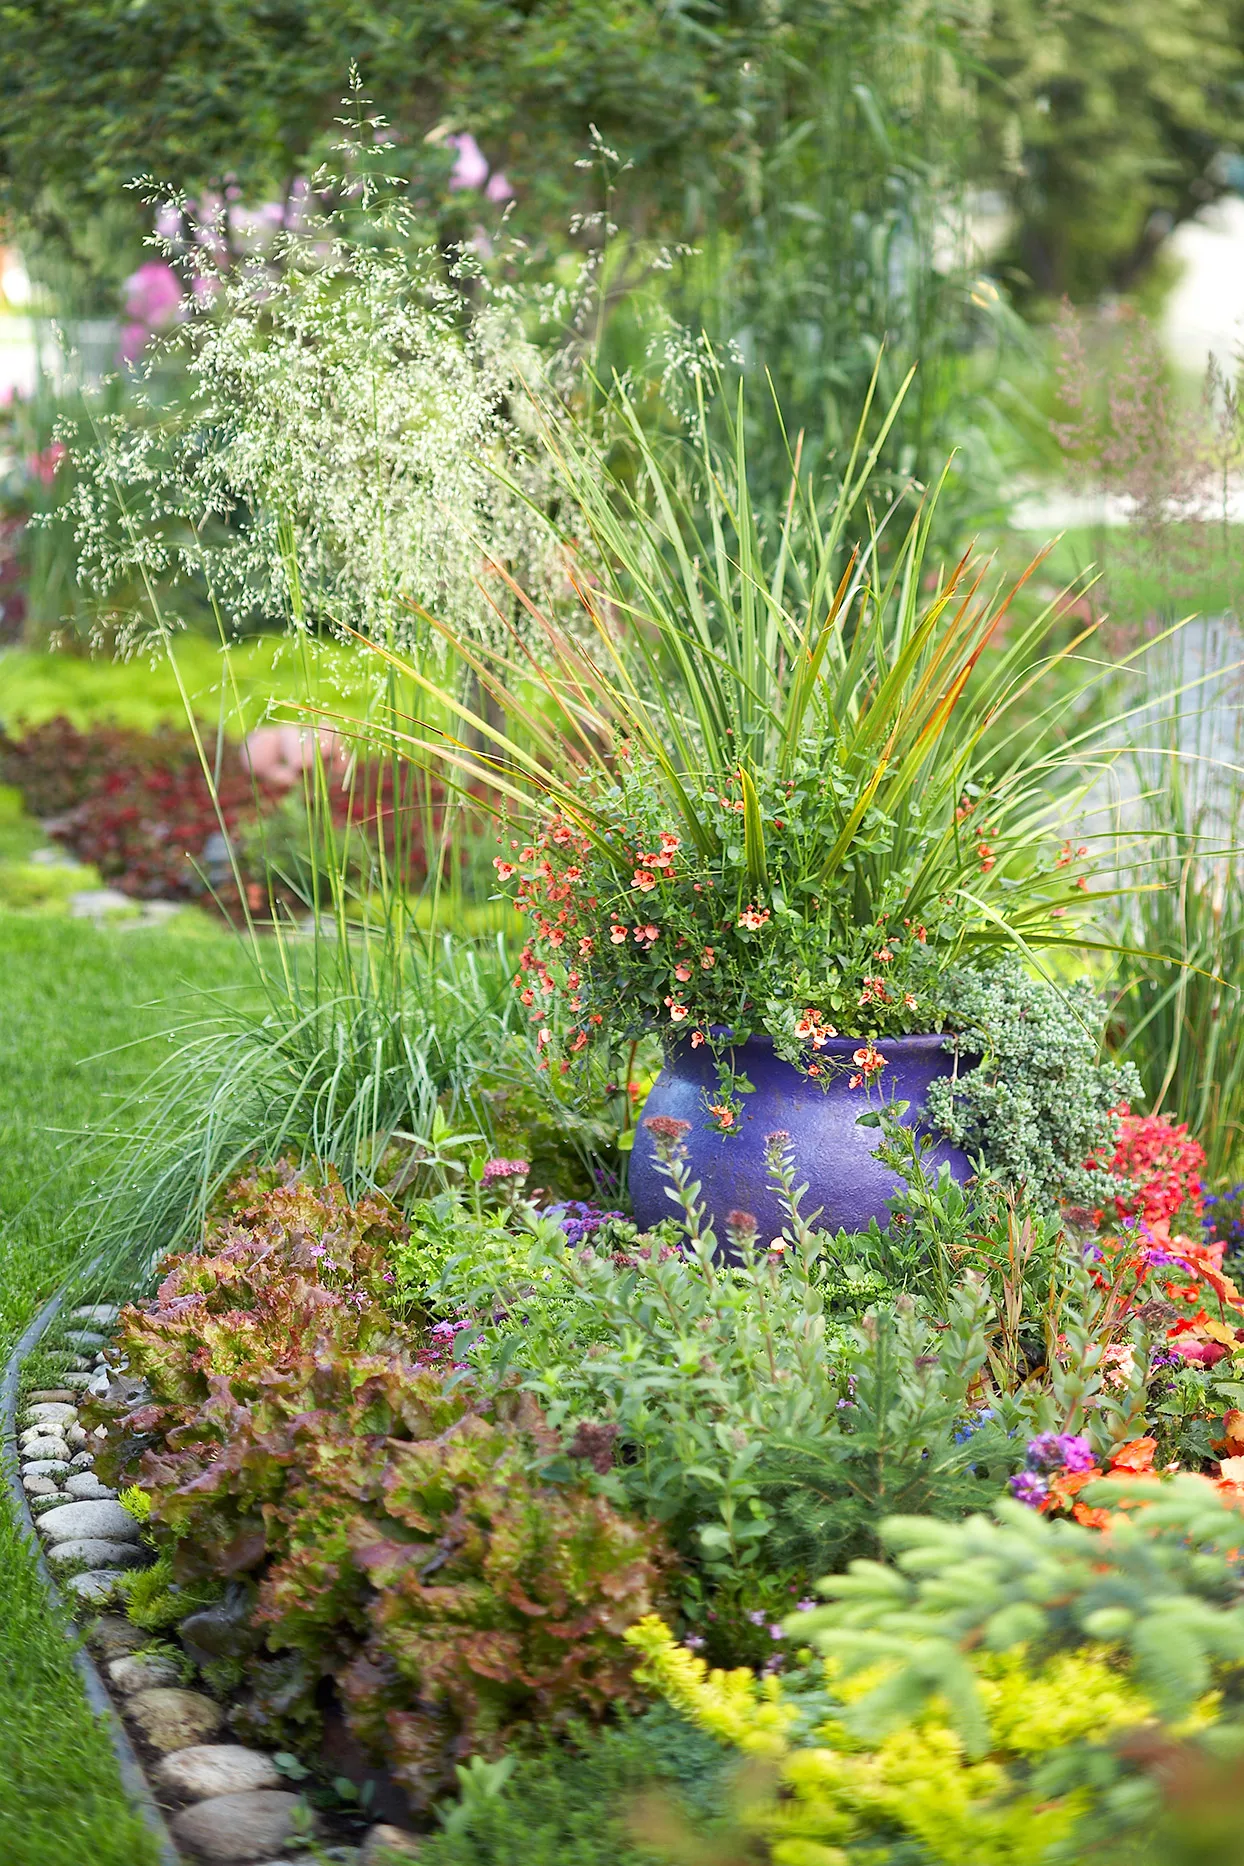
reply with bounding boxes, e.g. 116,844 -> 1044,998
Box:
1,1279 -> 182,1866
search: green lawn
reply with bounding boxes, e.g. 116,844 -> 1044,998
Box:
0,914 -> 256,1866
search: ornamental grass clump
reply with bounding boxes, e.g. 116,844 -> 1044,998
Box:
87,1173 -> 667,1805
361,359 -> 1125,1114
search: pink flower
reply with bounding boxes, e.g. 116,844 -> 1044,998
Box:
123,261 -> 182,328
494,858 -> 516,881
737,906 -> 770,931
485,170 -> 515,204
674,963 -> 692,982
664,998 -> 689,1022
447,132 -> 490,192
632,868 -> 658,892
610,924 -> 628,944
26,443 -> 65,487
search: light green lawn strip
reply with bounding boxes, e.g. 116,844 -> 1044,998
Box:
0,914 -> 257,1866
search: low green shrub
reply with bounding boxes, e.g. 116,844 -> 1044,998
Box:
424,1132 -> 1029,1587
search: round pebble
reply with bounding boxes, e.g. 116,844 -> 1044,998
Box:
37,1500 -> 139,1545
88,1614 -> 148,1661
170,1791 -> 309,1863
46,1537 -> 148,1573
108,1651 -> 184,1694
65,1473 -> 115,1501
23,1402 -> 79,1428
65,1569 -> 123,1608
127,1686 -> 225,1752
153,1743 -> 283,1800
69,1451 -> 95,1471
72,1304 -> 119,1325
22,1474 -> 61,1498
27,1389 -> 78,1405
21,1438 -> 71,1464
360,1827 -> 422,1862
22,1459 -> 71,1479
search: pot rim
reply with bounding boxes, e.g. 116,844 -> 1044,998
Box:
668,1026 -> 958,1058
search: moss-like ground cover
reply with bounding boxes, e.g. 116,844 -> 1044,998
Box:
0,914 -> 256,1866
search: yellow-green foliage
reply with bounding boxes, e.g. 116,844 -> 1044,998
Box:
0,638 -> 373,733
625,1616 -> 1162,1866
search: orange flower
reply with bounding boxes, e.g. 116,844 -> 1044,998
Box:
674,963 -> 692,982
610,924 -> 628,944
851,1045 -> 886,1076
494,858 -> 516,881
1109,1438 -> 1157,1474
700,947 -> 716,969
709,1103 -> 735,1127
664,997 -> 689,1023
737,906 -> 771,931
632,868 -> 658,892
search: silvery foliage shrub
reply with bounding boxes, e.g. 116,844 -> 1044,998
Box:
65,140 -> 578,657
927,958 -> 1141,1212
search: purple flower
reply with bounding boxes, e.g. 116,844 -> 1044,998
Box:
485,170 -> 515,204
430,1320 -> 460,1339
796,1598 -> 817,1613
746,1610 -> 767,1626
1010,1471 -> 1050,1507
544,1200 -> 623,1246
683,1634 -> 705,1651
124,260 -> 183,326
768,1624 -> 785,1641
1026,1432 -> 1095,1474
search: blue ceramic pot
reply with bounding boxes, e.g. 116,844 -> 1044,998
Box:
627,1031 -> 971,1245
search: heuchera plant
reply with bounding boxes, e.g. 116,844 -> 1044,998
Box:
87,1172 -> 666,1803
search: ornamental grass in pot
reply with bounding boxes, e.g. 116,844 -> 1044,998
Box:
349,364 -> 1114,1238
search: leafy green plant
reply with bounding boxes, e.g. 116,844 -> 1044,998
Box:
419,1709 -> 731,1866
923,956 -> 1141,1212
430,1130 -> 1026,1582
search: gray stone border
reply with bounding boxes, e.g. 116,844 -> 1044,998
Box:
1,1278 -> 182,1866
